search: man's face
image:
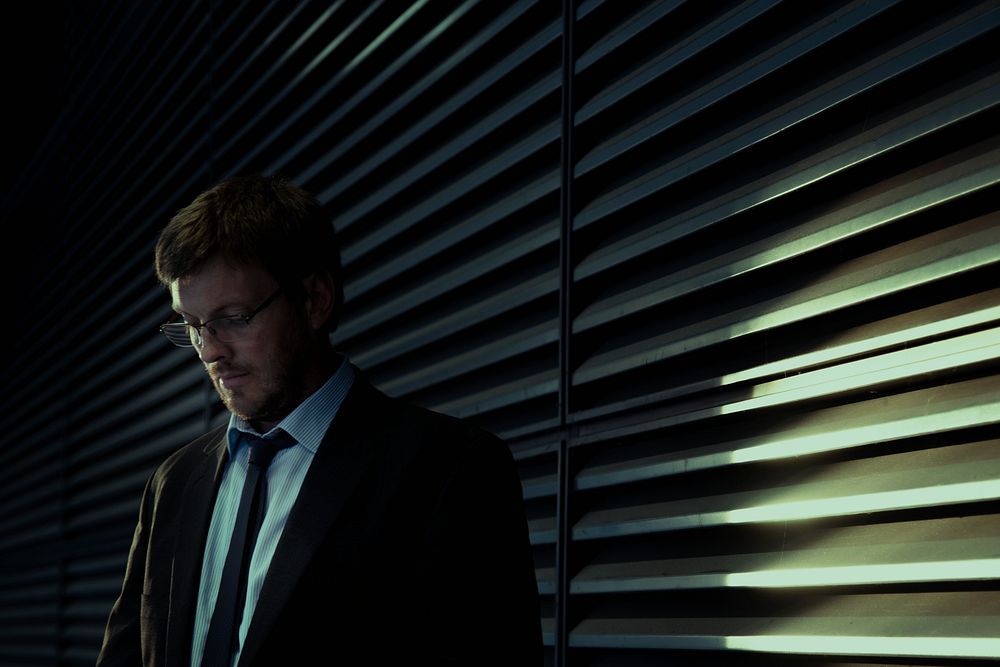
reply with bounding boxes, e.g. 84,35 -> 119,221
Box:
170,255 -> 312,430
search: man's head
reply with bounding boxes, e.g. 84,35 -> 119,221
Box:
155,174 -> 343,431
155,173 -> 343,329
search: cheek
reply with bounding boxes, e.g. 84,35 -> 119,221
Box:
253,337 -> 301,381
229,321 -> 310,385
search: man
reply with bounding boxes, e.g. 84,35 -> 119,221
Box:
97,174 -> 542,666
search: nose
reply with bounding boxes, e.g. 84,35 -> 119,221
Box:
197,327 -> 230,364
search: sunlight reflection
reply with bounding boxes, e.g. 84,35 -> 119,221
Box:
725,559 -> 1000,587
724,635 -> 1000,658
724,480 -> 1000,523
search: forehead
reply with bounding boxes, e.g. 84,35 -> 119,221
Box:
169,256 -> 274,316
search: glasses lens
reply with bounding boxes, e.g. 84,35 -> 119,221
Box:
160,323 -> 195,347
209,317 -> 251,343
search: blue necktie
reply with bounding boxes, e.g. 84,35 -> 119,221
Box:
202,430 -> 296,666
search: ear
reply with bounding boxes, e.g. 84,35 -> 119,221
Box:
300,271 -> 336,331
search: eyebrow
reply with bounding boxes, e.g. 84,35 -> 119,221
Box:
171,302 -> 252,319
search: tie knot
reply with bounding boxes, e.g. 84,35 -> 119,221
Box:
244,430 -> 296,470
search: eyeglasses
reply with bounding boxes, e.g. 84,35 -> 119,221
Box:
160,287 -> 284,348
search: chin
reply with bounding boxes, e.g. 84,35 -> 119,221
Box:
214,375 -> 295,426
221,398 -> 253,422
215,386 -> 257,421
225,394 -> 288,428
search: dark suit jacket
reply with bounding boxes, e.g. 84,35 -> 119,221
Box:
97,369 -> 542,666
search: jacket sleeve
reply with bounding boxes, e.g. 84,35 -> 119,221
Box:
417,428 -> 544,665
96,472 -> 154,666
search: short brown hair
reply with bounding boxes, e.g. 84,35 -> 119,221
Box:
154,173 -> 343,332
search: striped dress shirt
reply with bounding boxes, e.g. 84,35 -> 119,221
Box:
190,356 -> 354,667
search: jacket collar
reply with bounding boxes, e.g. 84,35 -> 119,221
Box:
162,367 -> 389,667
238,370 -> 388,665
165,424 -> 228,667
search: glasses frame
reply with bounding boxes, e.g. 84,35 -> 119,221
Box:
160,286 -> 284,348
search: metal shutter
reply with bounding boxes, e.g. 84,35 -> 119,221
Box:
1,1 -> 997,666
564,0 -> 1000,665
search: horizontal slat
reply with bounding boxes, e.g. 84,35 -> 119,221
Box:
541,617 -> 556,647
50,155 -> 214,398
523,473 -> 558,500
576,0 -> 802,127
536,567 -> 556,596
338,226 -> 558,348
346,161 -> 559,302
571,591 -> 1000,657
575,437 -> 1000,540
573,630 -> 1000,659
0,564 -> 60,586
0,477 -> 61,532
577,80 -> 999,286
223,1 -> 415,173
330,26 -> 560,237
351,267 -> 559,370
0,436 -> 62,504
574,212 -> 1000,390
0,522 -> 61,554
574,514 -> 1000,593
67,468 -> 149,523
575,0 -> 688,73
69,401 -> 202,475
529,515 -> 558,545
381,319 -> 558,396
69,392 -> 207,483
575,130 -> 1000,331
11,291 -> 192,438
315,2 -> 556,209
293,1 -> 542,185
430,367 -> 558,416
575,3 -> 995,207
211,3 -> 331,122
579,328 -> 1000,445
66,3 -> 199,178
71,359 -> 202,443
575,285 -> 1000,424
69,10 -> 210,236
576,375 -> 1000,490
5,4 -> 997,666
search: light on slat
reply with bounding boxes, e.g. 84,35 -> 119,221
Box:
718,328 -> 1000,418
725,479 -> 1000,523
725,635 -> 1000,659
729,403 -> 999,464
725,559 -> 1000,587
573,559 -> 1000,593
720,303 -> 1000,387
571,632 -> 1000,657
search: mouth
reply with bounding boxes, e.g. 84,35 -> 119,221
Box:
215,372 -> 249,388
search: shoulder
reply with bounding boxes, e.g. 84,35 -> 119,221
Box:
147,424 -> 226,495
357,372 -> 492,437
368,387 -> 514,477
350,368 -> 503,449
397,399 -> 501,445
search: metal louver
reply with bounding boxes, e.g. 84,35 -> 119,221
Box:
0,1 -> 997,665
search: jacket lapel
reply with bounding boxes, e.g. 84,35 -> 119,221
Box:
165,427 -> 228,667
237,375 -> 388,665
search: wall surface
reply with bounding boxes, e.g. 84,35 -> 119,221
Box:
1,1 -> 998,665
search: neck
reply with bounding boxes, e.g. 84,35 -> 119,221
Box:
300,343 -> 342,394
248,343 -> 341,433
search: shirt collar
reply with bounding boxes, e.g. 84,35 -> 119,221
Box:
226,355 -> 354,457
